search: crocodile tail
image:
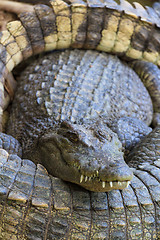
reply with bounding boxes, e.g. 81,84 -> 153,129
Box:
0,1 -> 160,70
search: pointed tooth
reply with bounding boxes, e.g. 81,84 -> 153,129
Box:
102,181 -> 105,188
89,177 -> 91,181
96,170 -> 99,176
109,181 -> 113,188
80,175 -> 84,183
118,181 -> 121,186
126,181 -> 130,187
85,176 -> 88,182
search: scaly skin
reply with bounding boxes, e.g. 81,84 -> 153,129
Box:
7,49 -> 157,192
0,0 -> 160,128
0,127 -> 159,239
0,1 -> 159,238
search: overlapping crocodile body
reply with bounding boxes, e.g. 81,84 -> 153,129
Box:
0,0 -> 160,129
0,126 -> 159,239
129,60 -> 160,126
0,1 -> 160,239
7,49 -> 155,192
8,49 -> 153,132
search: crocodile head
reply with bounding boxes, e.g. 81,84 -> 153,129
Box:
36,120 -> 133,192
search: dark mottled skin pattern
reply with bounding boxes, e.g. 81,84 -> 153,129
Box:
7,49 -> 154,192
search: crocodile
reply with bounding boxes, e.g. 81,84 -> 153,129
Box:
6,49 -> 158,192
0,0 -> 159,239
0,126 -> 159,239
1,48 -> 160,237
3,47 -> 160,238
0,0 -> 160,127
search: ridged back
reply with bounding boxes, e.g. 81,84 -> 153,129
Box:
28,50 -> 153,123
7,50 -> 153,145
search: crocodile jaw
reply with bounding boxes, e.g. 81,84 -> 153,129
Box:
36,144 -> 133,192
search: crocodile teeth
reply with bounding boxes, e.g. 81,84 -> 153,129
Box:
80,175 -> 84,183
102,181 -> 105,188
85,176 -> 88,182
117,181 -> 121,186
96,170 -> 99,176
109,181 -> 113,188
126,181 -> 130,187
89,177 -> 92,181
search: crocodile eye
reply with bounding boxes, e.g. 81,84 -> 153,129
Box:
94,130 -> 105,141
94,130 -> 112,142
59,121 -> 80,143
63,131 -> 79,143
